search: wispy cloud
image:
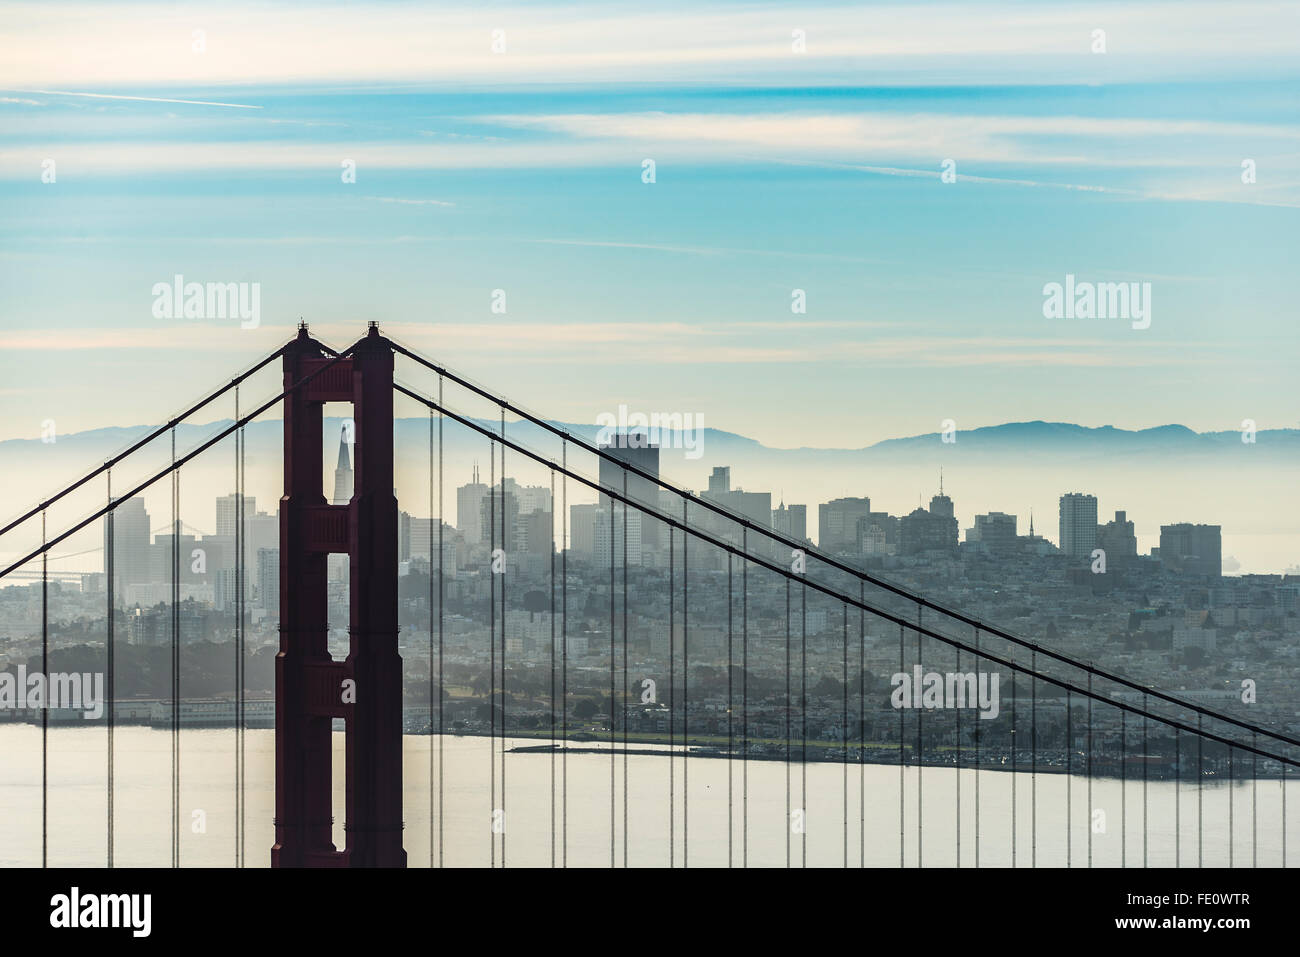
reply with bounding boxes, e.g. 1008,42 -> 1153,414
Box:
0,320 -> 1217,372
492,110 -> 1300,170
366,196 -> 456,207
8,107 -> 1295,205
2,2 -> 1297,87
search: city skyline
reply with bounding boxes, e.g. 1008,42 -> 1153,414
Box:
88,458 -> 1233,597
3,409 -> 1292,574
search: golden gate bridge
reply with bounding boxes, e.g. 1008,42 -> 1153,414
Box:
2,322 -> 1296,868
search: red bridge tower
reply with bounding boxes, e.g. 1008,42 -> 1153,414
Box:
272,322 -> 406,867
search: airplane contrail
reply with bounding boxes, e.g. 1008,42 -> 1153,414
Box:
14,89 -> 262,109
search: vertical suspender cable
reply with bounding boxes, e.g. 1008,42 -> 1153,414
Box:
727,552 -> 733,868
1067,689 -> 1072,868
486,442 -> 488,868
742,527 -> 748,867
670,522 -> 681,868
800,582 -> 806,868
561,442 -> 568,867
622,473 -> 628,867
172,428 -> 180,868
786,579 -> 791,868
1031,648 -> 1037,867
1081,670 -> 1092,868
916,603 -> 922,868
106,474 -> 114,868
1229,746 -> 1234,868
235,387 -> 245,868
859,581 -> 865,867
1010,670 -> 1016,867
241,417 -> 248,867
500,412 -> 507,867
1087,671 -> 1093,868
233,401 -> 239,868
974,626 -> 980,868
41,509 -> 48,868
434,403 -> 439,868
683,499 -> 689,867
898,620 -> 904,868
1175,726 -> 1181,868
1198,713 -> 1203,867
609,488 -> 615,868
842,603 -> 848,868
549,466 -> 556,868
438,380 -> 445,868
1121,709 -> 1127,867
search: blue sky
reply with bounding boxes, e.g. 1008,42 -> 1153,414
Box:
1,0 -> 1298,448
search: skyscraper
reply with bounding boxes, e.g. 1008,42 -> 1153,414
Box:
899,489 -> 958,554
708,466 -> 731,495
819,497 -> 872,550
257,546 -> 280,615
968,512 -> 1017,553
772,501 -> 807,541
599,439 -> 661,556
1097,510 -> 1138,560
215,493 -> 274,572
1059,492 -> 1098,558
331,428 -> 353,505
1159,523 -> 1222,578
215,493 -> 255,536
103,496 -> 151,603
457,464 -> 488,545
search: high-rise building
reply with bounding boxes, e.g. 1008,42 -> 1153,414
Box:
772,502 -> 807,541
398,510 -> 412,562
818,497 -> 872,550
150,531 -> 199,583
599,440 -> 660,508
568,503 -> 602,556
511,480 -> 552,515
929,482 -> 954,519
599,439 -> 661,554
331,429 -> 353,505
701,468 -> 772,527
402,518 -> 458,577
456,465 -> 488,545
899,491 -> 958,554
1097,510 -> 1137,560
856,512 -> 900,554
593,504 -> 643,566
513,508 -> 553,556
1059,492 -> 1098,558
967,512 -> 1017,553
708,466 -> 731,495
215,493 -> 255,537
1159,523 -> 1222,578
480,487 -> 519,548
257,546 -> 280,615
103,497 -> 151,602
214,566 -> 249,612
215,494 -> 275,570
